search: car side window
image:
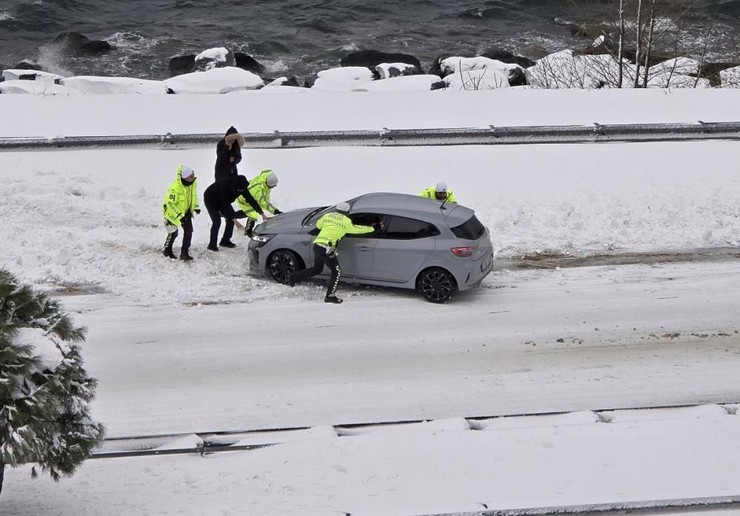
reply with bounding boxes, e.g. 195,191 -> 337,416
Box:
383,215 -> 439,240
345,213 -> 382,238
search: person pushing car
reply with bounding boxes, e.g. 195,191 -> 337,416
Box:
289,201 -> 377,304
236,170 -> 282,238
204,175 -> 267,251
420,181 -> 457,203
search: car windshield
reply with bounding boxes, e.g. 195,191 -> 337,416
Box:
301,206 -> 330,226
450,215 -> 486,240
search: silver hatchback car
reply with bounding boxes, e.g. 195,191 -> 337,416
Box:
248,192 -> 494,302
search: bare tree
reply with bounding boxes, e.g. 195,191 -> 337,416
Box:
631,0 -> 644,87
617,0 -> 626,87
567,0 -> 707,88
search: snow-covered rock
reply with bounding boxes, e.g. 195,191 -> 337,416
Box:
720,65 -> 740,88
60,76 -> 166,94
443,67 -> 513,90
437,56 -> 524,89
375,62 -> 419,79
438,56 -> 521,76
528,50 -> 710,89
527,50 -> 621,89
2,69 -> 64,83
312,66 -> 375,92
194,47 -> 233,71
0,80 -> 79,95
164,66 -> 264,94
353,74 -> 440,92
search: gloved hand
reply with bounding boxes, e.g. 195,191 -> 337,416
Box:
164,221 -> 177,234
326,246 -> 337,258
273,208 -> 282,215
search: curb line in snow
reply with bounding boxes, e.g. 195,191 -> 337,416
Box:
430,495 -> 740,515
93,401 -> 739,459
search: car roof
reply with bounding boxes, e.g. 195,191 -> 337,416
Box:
349,192 -> 474,225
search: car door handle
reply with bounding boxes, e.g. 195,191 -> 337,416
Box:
357,246 -> 373,251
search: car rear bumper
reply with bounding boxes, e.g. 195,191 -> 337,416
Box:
460,248 -> 494,290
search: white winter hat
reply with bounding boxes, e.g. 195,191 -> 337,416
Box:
265,172 -> 278,188
335,201 -> 351,214
435,181 -> 447,193
180,165 -> 195,180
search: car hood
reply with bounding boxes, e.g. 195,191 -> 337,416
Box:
255,206 -> 327,235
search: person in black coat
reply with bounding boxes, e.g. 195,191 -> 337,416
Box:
204,175 -> 265,251
214,126 -> 244,181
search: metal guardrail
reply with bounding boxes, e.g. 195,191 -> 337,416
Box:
1,120 -> 740,150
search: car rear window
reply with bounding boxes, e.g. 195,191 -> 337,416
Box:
450,215 -> 486,240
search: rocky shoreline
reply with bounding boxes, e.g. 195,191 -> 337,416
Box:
3,28 -> 740,93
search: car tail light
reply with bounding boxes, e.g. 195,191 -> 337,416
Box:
450,246 -> 474,257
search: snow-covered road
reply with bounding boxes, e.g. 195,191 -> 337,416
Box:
64,259 -> 740,438
4,88 -> 740,514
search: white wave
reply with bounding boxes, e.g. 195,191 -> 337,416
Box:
36,45 -> 72,77
340,42 -> 360,52
263,59 -> 288,74
105,31 -> 159,52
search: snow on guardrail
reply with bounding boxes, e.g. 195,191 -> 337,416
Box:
1,121 -> 740,150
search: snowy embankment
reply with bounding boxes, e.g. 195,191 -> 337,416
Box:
5,405 -> 740,515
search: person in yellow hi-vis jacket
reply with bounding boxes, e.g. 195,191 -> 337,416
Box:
289,201 -> 377,304
162,164 -> 200,261
420,182 -> 457,204
236,170 -> 282,238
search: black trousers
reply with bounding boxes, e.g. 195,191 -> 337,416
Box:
164,215 -> 193,253
292,244 -> 341,297
206,203 -> 235,247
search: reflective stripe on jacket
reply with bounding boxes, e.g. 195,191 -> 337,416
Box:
236,170 -> 276,220
162,165 -> 200,226
420,186 -> 457,204
313,211 -> 373,247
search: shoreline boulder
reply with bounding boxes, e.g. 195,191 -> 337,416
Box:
52,32 -> 112,55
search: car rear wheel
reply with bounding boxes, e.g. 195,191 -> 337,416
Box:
267,250 -> 301,284
417,267 -> 457,303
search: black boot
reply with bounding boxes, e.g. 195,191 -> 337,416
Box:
180,250 -> 193,261
163,231 -> 177,258
244,218 -> 256,238
324,295 -> 343,304
219,240 -> 236,248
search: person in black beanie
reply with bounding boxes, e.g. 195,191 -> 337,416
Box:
203,175 -> 267,251
214,126 -> 244,181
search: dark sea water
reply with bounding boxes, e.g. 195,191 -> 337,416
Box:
2,0 -> 740,81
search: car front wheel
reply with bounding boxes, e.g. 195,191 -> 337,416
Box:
417,267 -> 457,303
267,249 -> 301,284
